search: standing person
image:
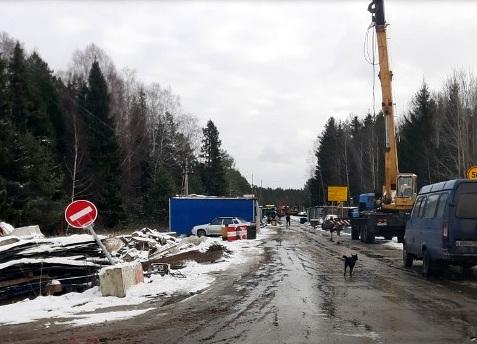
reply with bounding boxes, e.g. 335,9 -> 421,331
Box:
286,213 -> 291,228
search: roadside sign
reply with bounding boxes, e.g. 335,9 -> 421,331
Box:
466,166 -> 477,180
65,200 -> 98,229
328,186 -> 348,202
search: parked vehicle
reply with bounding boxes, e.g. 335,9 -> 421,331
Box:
350,0 -> 418,244
192,217 -> 250,237
169,196 -> 258,235
262,205 -> 277,223
403,179 -> 477,277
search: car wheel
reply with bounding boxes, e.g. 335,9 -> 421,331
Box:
403,244 -> 413,268
422,250 -> 433,277
197,229 -> 206,238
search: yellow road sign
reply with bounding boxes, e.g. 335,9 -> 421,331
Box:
327,186 -> 348,202
466,166 -> 477,180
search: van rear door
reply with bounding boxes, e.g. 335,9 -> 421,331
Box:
450,182 -> 477,252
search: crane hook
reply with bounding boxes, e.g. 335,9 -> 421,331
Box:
368,0 -> 377,14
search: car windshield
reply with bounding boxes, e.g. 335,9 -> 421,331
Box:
209,218 -> 221,225
237,217 -> 247,223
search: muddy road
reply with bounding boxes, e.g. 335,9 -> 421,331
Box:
3,221 -> 477,343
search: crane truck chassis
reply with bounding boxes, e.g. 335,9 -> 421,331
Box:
350,210 -> 406,243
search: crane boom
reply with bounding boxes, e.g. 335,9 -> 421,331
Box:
368,0 -> 416,210
368,0 -> 398,202
349,0 -> 417,245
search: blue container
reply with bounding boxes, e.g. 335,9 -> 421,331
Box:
169,197 -> 257,235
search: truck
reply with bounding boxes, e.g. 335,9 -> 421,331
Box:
169,196 -> 259,235
350,0 -> 417,244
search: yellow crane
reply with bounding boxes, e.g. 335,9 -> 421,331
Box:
350,0 -> 418,244
368,0 -> 417,211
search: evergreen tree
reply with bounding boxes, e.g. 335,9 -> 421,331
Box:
315,117 -> 341,199
199,120 -> 226,196
399,83 -> 437,187
7,42 -> 30,132
84,60 -> 125,227
0,45 -> 65,233
143,168 -> 176,219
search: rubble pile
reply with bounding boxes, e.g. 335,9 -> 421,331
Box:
112,228 -> 178,262
0,235 -> 108,303
0,226 -> 229,303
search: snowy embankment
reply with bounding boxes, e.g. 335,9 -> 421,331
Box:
0,227 -> 275,327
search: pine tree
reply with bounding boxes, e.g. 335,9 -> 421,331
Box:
84,60 -> 125,228
7,42 -> 30,132
399,82 -> 437,187
199,120 -> 226,196
1,45 -> 65,233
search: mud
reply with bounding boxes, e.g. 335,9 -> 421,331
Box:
1,222 -> 477,344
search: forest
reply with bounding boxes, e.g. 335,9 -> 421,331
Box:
307,73 -> 477,205
0,33 -> 261,234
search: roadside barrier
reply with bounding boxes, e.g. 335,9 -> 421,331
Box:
237,225 -> 248,240
227,225 -> 237,242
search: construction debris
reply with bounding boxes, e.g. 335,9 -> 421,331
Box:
99,262 -> 144,298
0,226 -> 230,303
0,234 -> 108,303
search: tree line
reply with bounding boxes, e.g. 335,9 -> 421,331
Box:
307,72 -> 477,205
0,33 -> 254,234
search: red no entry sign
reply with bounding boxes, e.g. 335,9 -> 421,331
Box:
65,200 -> 98,229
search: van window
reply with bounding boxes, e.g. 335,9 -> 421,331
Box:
456,194 -> 477,218
423,194 -> 440,218
418,197 -> 427,218
412,197 -> 423,218
435,193 -> 448,218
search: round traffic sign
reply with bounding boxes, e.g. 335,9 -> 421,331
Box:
466,166 -> 477,180
65,200 -> 98,229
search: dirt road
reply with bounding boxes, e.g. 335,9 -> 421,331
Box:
2,221 -> 477,343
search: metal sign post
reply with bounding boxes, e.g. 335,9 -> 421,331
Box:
86,223 -> 115,265
65,200 -> 115,265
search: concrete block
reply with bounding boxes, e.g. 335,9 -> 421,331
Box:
99,262 -> 144,298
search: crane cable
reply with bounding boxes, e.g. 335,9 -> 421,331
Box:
363,22 -> 377,117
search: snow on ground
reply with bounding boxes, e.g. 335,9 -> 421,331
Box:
383,237 -> 403,250
0,227 -> 275,327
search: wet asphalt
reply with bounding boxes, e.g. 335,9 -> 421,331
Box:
2,220 -> 477,344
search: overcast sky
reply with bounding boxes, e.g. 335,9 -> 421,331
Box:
2,1 -> 477,189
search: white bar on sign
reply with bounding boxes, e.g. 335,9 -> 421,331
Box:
70,206 -> 93,221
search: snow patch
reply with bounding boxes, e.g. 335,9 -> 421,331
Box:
0,232 -> 273,327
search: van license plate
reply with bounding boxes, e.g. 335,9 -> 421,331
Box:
455,241 -> 477,247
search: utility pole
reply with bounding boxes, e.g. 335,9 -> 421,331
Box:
183,160 -> 189,196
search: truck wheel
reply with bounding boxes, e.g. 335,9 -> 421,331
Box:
422,250 -> 433,277
197,229 -> 206,237
384,234 -> 393,240
364,224 -> 375,244
351,226 -> 360,240
397,235 -> 404,243
367,231 -> 375,244
403,244 -> 413,268
462,265 -> 474,278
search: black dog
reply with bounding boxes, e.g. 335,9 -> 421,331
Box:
343,254 -> 358,277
